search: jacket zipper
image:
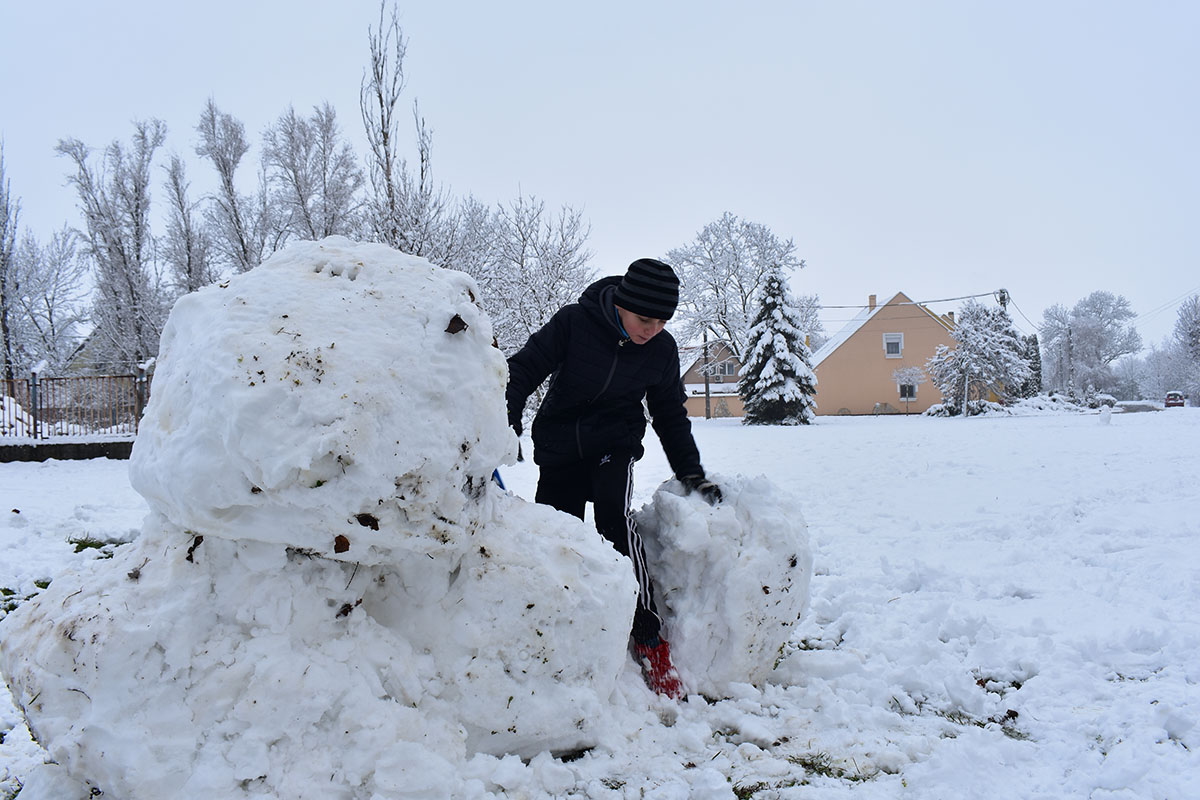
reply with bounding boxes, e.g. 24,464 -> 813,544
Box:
576,341 -> 625,458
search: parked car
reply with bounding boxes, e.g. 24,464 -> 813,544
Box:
1165,391 -> 1185,408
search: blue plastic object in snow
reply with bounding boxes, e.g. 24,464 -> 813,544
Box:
491,469 -> 506,490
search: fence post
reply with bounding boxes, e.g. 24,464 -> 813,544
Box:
30,365 -> 41,441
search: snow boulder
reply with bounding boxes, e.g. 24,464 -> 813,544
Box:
0,237 -> 637,799
637,474 -> 812,697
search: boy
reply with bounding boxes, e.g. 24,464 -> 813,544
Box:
506,258 -> 721,698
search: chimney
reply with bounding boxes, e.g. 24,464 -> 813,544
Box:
868,294 -> 877,310
947,311 -> 955,324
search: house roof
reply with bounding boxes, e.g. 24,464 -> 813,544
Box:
812,292 -> 953,368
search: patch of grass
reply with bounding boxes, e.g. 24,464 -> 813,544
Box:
788,751 -> 878,782
2,587 -> 21,615
933,707 -> 1029,741
68,535 -> 125,558
69,535 -> 110,553
732,781 -> 770,799
33,579 -> 51,590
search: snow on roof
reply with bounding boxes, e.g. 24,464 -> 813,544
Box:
811,302 -> 885,367
811,292 -> 952,368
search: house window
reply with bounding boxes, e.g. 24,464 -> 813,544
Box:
899,383 -> 916,400
883,333 -> 903,358
708,361 -> 737,383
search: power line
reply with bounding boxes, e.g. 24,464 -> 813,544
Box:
817,291 -> 995,310
1133,284 -> 1200,326
1009,298 -> 1043,333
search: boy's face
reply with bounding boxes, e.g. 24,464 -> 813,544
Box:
616,305 -> 667,346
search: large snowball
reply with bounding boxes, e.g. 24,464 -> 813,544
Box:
129,237 -> 512,563
637,474 -> 812,697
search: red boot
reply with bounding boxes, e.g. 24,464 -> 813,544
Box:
635,639 -> 684,700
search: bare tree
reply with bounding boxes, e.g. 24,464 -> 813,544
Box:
360,0 -> 407,248
667,212 -> 804,359
56,120 -> 169,372
163,154 -> 218,295
196,99 -> 281,272
263,103 -> 364,240
1,143 -> 23,383
359,3 -> 454,260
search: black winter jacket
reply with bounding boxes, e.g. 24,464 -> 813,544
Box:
506,276 -> 704,479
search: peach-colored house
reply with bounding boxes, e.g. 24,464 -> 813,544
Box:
680,340 -> 745,418
812,292 -> 955,415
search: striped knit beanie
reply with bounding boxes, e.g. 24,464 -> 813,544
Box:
613,258 -> 680,320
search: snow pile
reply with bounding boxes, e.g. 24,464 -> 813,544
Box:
637,475 -> 812,696
0,237 -> 638,798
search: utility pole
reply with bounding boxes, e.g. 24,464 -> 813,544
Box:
702,329 -> 712,419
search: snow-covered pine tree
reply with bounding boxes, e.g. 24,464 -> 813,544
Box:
738,264 -> 817,425
1019,333 -> 1042,398
926,299 -> 1030,415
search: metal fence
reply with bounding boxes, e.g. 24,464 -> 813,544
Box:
1,369 -> 151,441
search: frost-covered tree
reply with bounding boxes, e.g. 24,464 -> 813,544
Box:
263,103 -> 364,241
442,194 -> 496,286
487,194 -> 592,354
794,292 -> 828,352
667,212 -> 804,359
14,228 -> 89,374
1173,295 -> 1200,363
738,264 -> 817,425
163,154 -> 218,295
195,99 -> 282,273
1041,291 -> 1141,395
57,121 -> 170,372
1170,294 -> 1200,401
1,144 -> 24,383
927,299 -> 1030,415
892,365 -> 929,414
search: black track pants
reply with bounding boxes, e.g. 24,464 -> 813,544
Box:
535,451 -> 663,644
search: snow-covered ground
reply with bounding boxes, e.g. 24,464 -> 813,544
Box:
3,407 -> 1197,798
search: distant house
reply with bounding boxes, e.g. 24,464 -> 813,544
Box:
812,292 -> 955,415
680,340 -> 745,418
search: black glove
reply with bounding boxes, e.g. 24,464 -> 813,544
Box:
680,474 -> 722,505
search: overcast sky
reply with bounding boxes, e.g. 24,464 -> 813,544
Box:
3,1 -> 1197,345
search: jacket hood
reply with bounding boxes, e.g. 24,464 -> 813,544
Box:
579,276 -> 625,335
